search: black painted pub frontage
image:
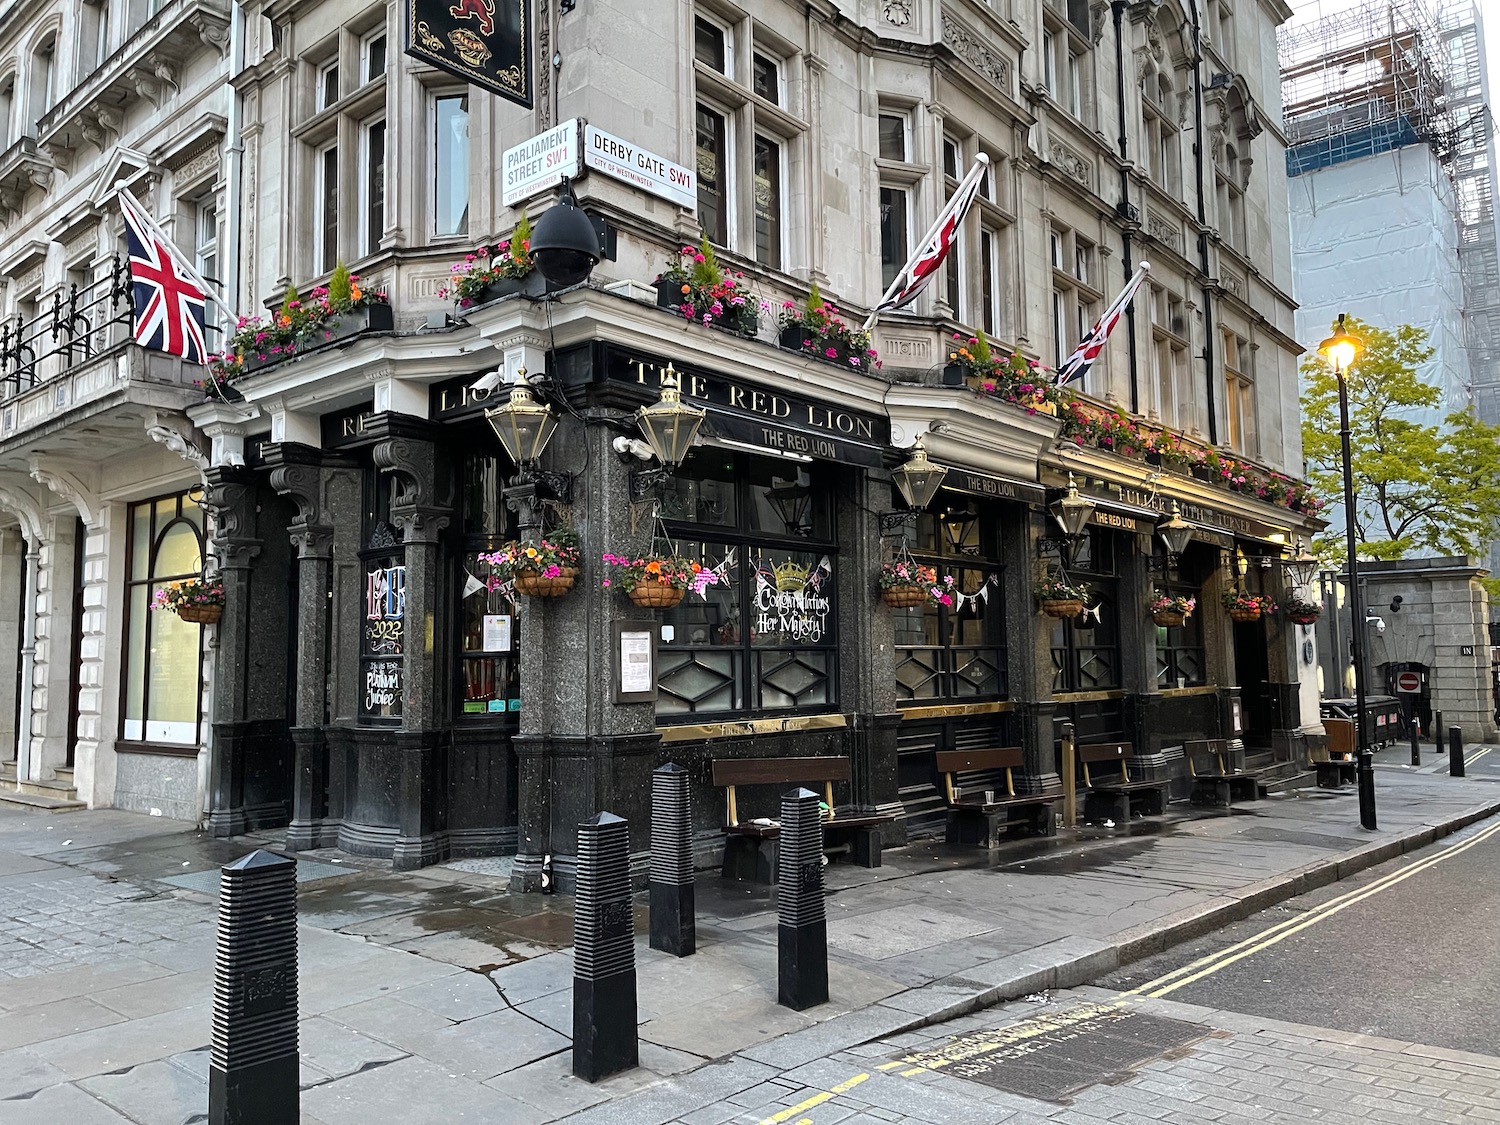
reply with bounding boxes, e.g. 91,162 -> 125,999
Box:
199,316 -> 1318,888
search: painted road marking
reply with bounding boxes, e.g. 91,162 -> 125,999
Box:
885,1000 -> 1129,1077
1127,817 -> 1500,998
756,1073 -> 868,1125
1467,748 -> 1493,766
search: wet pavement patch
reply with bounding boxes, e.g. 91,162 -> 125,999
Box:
887,1001 -> 1208,1103
158,859 -> 352,896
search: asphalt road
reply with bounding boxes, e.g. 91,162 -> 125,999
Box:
1098,815 -> 1500,1055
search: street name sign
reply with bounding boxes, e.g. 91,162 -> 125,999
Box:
583,125 -> 696,210
503,120 -> 580,206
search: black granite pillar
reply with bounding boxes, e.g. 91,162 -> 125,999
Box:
204,469 -> 265,838
511,413 -> 661,894
372,436 -> 453,871
1005,506 -> 1062,792
842,468 -> 906,838
269,452 -> 351,851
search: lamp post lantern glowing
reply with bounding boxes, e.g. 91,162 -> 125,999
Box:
1318,313 -> 1375,831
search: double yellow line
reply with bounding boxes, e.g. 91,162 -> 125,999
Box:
1125,817 -> 1500,999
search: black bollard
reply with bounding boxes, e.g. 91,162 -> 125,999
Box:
777,787 -> 828,1011
1435,710 -> 1445,757
209,850 -> 299,1125
649,763 -> 695,958
573,812 -> 638,1082
1450,726 -> 1467,778
1410,719 -> 1421,767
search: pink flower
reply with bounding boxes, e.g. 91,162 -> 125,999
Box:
825,347 -> 837,358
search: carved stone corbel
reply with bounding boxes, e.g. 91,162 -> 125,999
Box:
129,69 -> 162,107
146,414 -> 211,495
28,458 -> 102,528
268,462 -> 336,559
371,437 -> 452,543
0,480 -> 47,544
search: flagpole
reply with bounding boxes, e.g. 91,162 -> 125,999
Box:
1055,261 -> 1150,386
861,153 -> 990,332
115,185 -> 241,329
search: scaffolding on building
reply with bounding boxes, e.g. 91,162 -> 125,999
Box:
1277,0 -> 1500,428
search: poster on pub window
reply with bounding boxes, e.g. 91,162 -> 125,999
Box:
406,0 -> 533,108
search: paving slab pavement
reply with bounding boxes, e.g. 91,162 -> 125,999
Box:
0,769 -> 1495,1121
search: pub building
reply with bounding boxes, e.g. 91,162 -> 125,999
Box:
189,278 -> 1321,888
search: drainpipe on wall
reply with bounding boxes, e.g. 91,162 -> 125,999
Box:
1112,1 -> 1141,414
1189,0 -> 1219,444
14,537 -> 38,786
222,2 -> 245,319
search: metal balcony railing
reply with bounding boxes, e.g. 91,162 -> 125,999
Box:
0,255 -> 134,398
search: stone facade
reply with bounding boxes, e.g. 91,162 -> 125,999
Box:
0,0 -> 1321,864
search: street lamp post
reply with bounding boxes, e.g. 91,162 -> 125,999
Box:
1319,315 -> 1376,831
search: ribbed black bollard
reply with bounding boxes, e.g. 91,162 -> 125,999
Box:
777,787 -> 828,1011
573,812 -> 638,1082
1450,726 -> 1466,778
1410,714 -> 1421,767
1435,710 -> 1445,757
209,851 -> 298,1125
649,763 -> 695,957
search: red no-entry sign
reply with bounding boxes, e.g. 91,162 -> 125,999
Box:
1396,671 -> 1422,694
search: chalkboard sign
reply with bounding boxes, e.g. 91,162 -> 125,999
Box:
361,561 -> 406,721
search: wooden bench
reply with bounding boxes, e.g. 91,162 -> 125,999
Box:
1313,719 -> 1358,788
1077,741 -> 1170,824
936,747 -> 1057,846
1185,738 -> 1259,806
711,756 -> 895,883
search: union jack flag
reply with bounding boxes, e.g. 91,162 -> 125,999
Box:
121,194 -> 208,364
1056,262 -> 1151,387
871,155 -> 990,318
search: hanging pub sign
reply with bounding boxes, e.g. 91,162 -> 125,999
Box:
405,0 -> 532,107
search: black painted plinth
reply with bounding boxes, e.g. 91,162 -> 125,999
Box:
777,920 -> 829,1011
572,971 -> 640,1081
209,1055 -> 298,1125
649,882 -> 696,957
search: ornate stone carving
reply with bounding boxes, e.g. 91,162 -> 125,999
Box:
1145,212 -> 1179,249
943,19 -> 1011,94
883,0 -> 912,26
0,481 -> 46,543
28,458 -> 101,527
372,438 -> 453,542
1049,141 -> 1092,189
269,462 -> 337,559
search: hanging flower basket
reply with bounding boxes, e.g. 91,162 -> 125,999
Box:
876,559 -> 955,610
1042,598 -> 1086,619
1223,591 -> 1274,623
480,529 -> 583,599
1149,592 -> 1195,629
628,579 -> 686,609
150,576 -> 225,624
1287,611 -> 1320,625
513,566 -> 580,597
1284,597 -> 1322,625
1152,610 -> 1187,628
881,585 -> 928,608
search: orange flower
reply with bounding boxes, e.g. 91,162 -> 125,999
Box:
350,285 -> 362,301
645,561 -> 661,575
680,284 -> 691,295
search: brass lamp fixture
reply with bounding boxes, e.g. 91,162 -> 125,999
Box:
892,438 -> 947,511
627,365 -> 707,501
1156,501 -> 1194,559
1039,472 -> 1095,564
1281,538 -> 1320,590
485,370 -> 558,466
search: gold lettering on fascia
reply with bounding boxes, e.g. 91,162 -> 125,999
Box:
436,382 -> 496,415
1115,486 -> 1261,537
626,355 -> 878,441
1092,510 -> 1137,531
341,412 -> 375,437
953,472 -> 1019,500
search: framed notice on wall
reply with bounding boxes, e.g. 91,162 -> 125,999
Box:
613,620 -> 657,704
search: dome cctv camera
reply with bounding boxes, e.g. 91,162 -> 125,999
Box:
1366,615 -> 1386,635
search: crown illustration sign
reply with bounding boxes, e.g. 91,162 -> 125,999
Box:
773,560 -> 810,592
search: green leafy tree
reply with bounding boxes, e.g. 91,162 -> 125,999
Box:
1300,317 -> 1500,582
